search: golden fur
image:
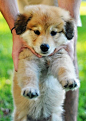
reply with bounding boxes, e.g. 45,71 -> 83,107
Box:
13,5 -> 80,121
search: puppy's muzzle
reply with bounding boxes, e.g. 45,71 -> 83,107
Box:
40,44 -> 50,54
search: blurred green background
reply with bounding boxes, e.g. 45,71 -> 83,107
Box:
0,2 -> 86,121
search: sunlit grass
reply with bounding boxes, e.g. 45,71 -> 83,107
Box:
77,41 -> 86,53
77,14 -> 86,83
80,2 -> 86,15
77,2 -> 86,119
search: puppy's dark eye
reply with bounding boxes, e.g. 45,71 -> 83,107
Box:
34,30 -> 40,35
50,31 -> 57,36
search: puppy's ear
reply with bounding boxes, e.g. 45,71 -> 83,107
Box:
64,20 -> 74,40
14,14 -> 32,35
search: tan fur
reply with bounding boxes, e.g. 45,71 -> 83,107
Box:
13,5 -> 80,121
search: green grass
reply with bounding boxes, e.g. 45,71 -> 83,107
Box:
77,15 -> 86,121
0,3 -> 86,120
0,13 -> 13,121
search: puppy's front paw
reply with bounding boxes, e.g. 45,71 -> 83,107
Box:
21,87 -> 40,99
60,78 -> 80,91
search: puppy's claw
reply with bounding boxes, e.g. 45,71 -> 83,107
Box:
22,88 -> 40,99
61,78 -> 80,91
69,84 -> 75,89
69,81 -> 77,89
64,80 -> 69,88
23,90 -> 26,96
74,81 -> 77,87
26,90 -> 39,99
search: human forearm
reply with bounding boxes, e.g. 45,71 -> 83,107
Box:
0,0 -> 19,35
58,0 -> 81,23
0,0 -> 23,71
58,1 -> 81,121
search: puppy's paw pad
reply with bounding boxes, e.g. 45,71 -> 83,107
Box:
68,81 -> 77,89
22,87 -> 40,99
61,78 -> 80,90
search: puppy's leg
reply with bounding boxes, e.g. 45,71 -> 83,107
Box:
51,49 -> 80,90
13,110 -> 19,121
13,110 -> 27,121
13,111 -> 27,121
17,59 -> 40,99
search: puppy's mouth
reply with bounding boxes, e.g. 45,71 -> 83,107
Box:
37,47 -> 57,57
33,46 -> 55,57
41,51 -> 49,54
39,49 -> 54,56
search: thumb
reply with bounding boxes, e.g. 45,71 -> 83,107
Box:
12,51 -> 19,72
12,35 -> 23,71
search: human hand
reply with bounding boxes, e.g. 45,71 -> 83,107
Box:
65,39 -> 74,61
12,30 -> 43,71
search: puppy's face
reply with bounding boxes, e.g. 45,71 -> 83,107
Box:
15,5 -> 74,56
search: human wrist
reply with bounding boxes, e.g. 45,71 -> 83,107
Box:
11,27 -> 17,36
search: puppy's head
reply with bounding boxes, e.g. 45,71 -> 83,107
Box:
15,5 -> 74,56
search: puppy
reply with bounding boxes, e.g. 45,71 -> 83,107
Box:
13,5 -> 80,121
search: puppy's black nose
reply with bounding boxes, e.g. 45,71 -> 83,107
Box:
40,44 -> 50,53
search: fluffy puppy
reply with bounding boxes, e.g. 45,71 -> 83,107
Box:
13,5 -> 80,121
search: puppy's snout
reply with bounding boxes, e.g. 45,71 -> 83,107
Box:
40,44 -> 50,53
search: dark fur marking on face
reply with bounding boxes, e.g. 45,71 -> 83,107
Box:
14,14 -> 32,35
64,21 -> 74,40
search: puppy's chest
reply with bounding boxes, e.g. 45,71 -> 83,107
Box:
27,57 -> 65,120
38,57 -> 52,74
27,58 -> 63,119
27,76 -> 62,119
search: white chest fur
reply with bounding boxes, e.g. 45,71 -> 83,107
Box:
27,74 -> 65,120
